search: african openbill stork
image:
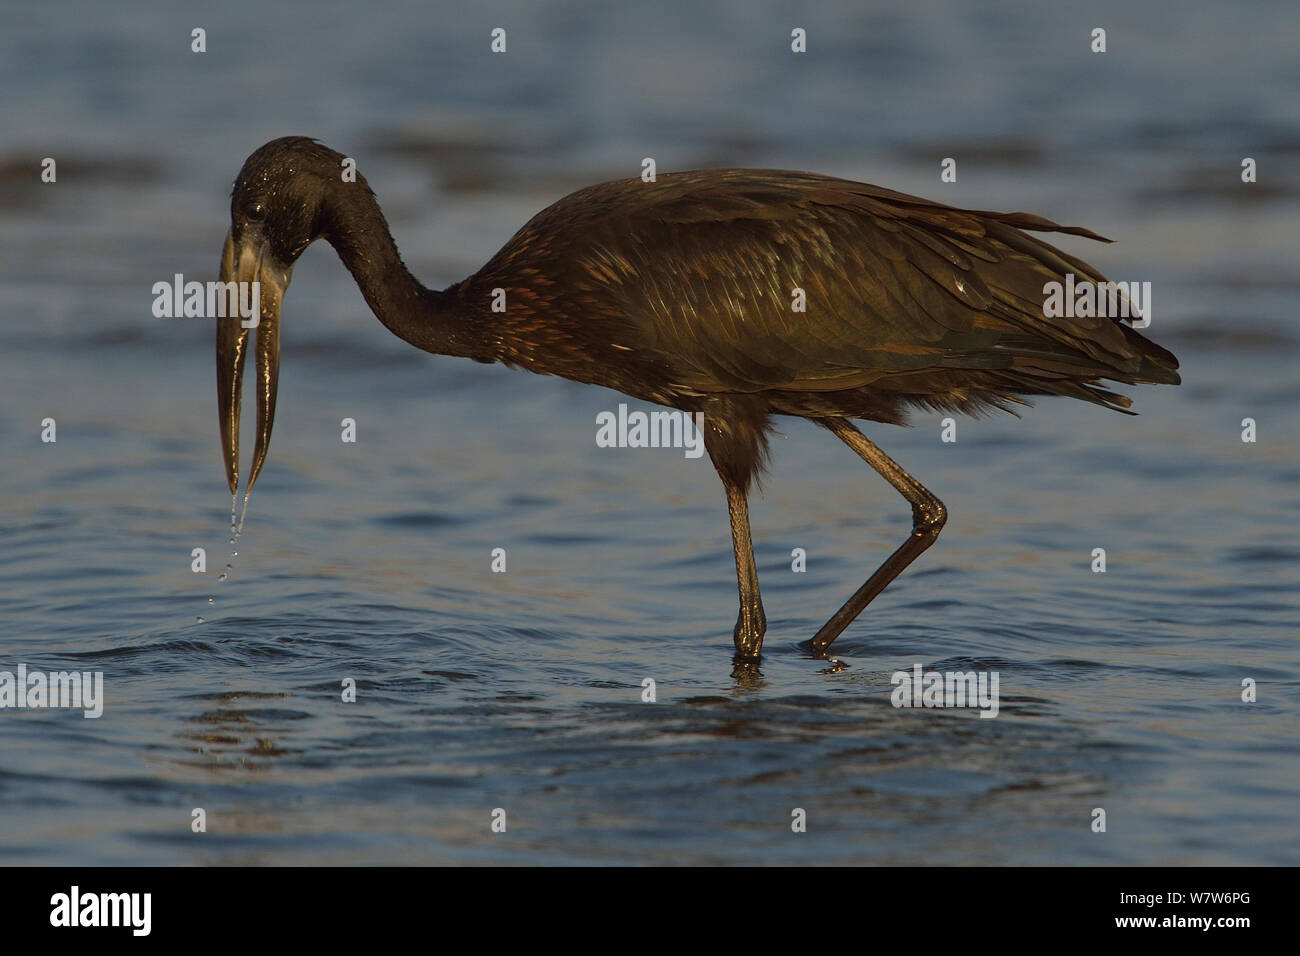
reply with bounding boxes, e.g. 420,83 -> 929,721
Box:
218,137 -> 1179,666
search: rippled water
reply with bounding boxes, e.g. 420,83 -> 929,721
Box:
1,0 -> 1297,864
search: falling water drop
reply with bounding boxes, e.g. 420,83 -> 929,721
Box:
211,492 -> 250,626
235,492 -> 252,537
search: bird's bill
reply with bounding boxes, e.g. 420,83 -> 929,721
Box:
217,228 -> 291,497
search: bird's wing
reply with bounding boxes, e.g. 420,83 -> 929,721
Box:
566,171 -> 1167,395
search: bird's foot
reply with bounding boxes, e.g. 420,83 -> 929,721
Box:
730,653 -> 763,684
799,638 -> 849,673
799,637 -> 829,659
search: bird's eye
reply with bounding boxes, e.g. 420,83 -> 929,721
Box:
247,203 -> 266,222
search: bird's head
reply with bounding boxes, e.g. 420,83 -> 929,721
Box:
217,137 -> 346,498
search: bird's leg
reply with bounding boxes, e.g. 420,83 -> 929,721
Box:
809,417 -> 947,658
722,477 -> 767,663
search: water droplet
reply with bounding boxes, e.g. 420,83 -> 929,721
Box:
236,493 -> 251,536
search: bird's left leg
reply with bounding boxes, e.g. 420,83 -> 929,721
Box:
699,395 -> 772,664
809,417 -> 947,657
721,476 -> 766,662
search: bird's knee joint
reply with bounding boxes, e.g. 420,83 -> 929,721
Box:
912,499 -> 947,536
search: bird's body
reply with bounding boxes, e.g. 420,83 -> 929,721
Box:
218,137 -> 1179,669
456,168 -> 1174,420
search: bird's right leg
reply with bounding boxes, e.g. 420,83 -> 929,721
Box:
808,417 -> 947,657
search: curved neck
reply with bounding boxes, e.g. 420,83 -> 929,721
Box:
323,184 -> 495,362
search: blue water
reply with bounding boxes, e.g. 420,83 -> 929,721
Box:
1,0 -> 1297,864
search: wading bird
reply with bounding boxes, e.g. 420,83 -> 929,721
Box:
218,137 -> 1179,666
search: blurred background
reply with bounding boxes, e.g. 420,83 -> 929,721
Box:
0,0 -> 1296,864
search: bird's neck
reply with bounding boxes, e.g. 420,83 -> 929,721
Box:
325,191 -> 496,363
